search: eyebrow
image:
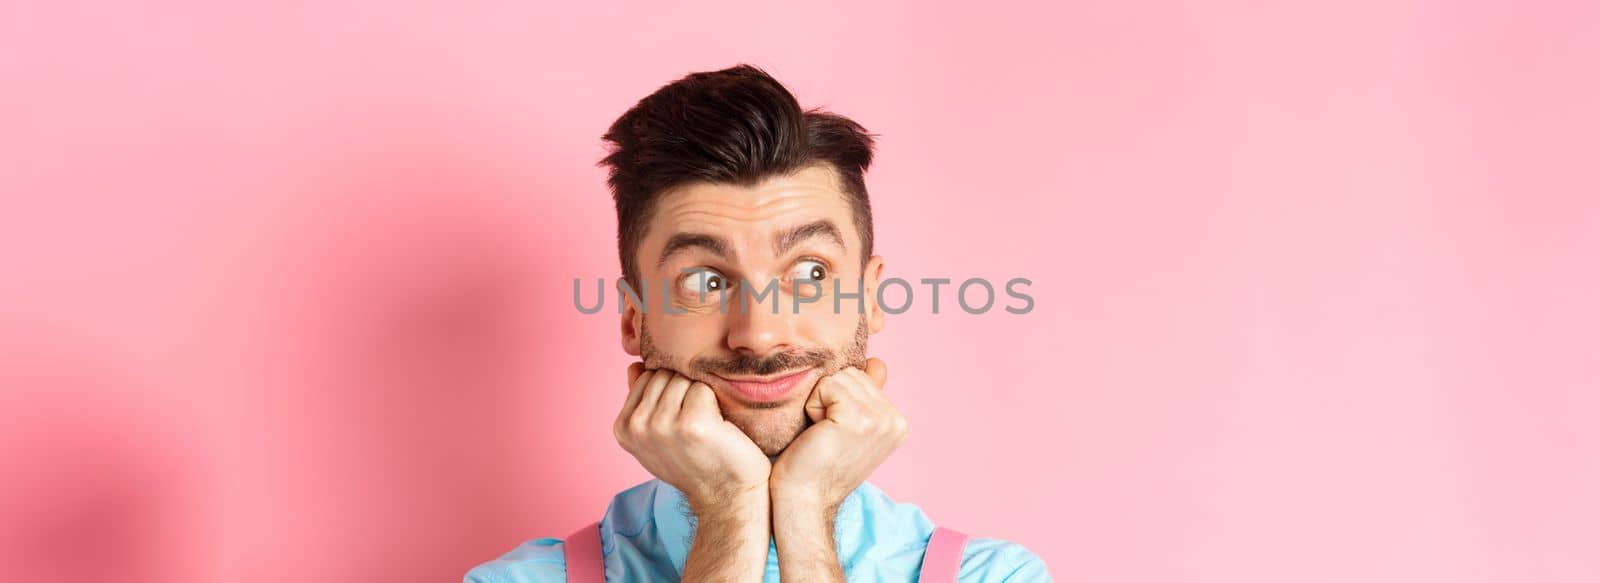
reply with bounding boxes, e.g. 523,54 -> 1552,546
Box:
658,232 -> 732,268
774,219 -> 845,256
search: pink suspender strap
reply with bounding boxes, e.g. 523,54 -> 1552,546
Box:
562,521 -> 606,583
920,526 -> 971,582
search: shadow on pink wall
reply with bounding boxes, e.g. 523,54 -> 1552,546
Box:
0,353 -> 200,583
2,138 -> 602,582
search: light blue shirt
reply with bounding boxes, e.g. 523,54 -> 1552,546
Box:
464,478 -> 1050,582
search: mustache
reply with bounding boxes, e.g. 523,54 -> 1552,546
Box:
691,348 -> 833,377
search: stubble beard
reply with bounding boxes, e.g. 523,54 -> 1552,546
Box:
638,317 -> 868,456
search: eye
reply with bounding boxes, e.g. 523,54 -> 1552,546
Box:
791,259 -> 829,282
681,268 -> 728,295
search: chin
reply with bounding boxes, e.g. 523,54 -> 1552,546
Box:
754,432 -> 799,457
726,406 -> 807,457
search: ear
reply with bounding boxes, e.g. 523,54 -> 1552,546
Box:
618,278 -> 643,356
864,255 -> 886,335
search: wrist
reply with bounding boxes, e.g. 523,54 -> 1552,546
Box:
680,483 -> 771,582
770,489 -> 842,580
771,476 -> 841,512
687,483 -> 770,524
771,487 -> 837,528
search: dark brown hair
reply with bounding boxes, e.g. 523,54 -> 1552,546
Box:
599,64 -> 877,287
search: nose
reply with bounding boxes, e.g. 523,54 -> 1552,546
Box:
724,285 -> 797,357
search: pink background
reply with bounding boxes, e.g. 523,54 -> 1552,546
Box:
3,1 -> 1597,582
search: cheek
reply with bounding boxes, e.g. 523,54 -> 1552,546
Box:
644,313 -> 725,356
795,301 -> 861,344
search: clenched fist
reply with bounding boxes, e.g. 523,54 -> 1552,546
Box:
613,363 -> 771,507
770,357 -> 907,510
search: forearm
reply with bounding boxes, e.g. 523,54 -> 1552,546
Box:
681,491 -> 771,582
771,494 -> 844,583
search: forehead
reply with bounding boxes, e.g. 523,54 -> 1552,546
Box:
643,165 -> 858,253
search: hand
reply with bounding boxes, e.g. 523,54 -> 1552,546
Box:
613,363 -> 772,508
770,358 -> 906,510
615,364 -> 772,581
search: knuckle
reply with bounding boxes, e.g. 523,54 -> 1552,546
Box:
627,416 -> 650,436
855,417 -> 878,433
680,419 -> 711,438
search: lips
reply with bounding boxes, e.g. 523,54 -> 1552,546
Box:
718,368 -> 813,403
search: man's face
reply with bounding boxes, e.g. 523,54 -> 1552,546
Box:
621,164 -> 885,456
